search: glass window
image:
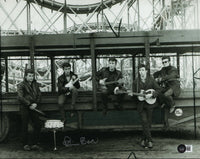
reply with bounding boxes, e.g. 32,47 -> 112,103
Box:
35,56 -> 51,92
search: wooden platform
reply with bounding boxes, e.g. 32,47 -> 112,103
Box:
1,90 -> 200,112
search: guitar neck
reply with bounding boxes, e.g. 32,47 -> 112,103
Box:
131,92 -> 145,97
105,81 -> 118,85
72,77 -> 80,84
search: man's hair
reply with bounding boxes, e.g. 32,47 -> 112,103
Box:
62,62 -> 71,69
108,57 -> 117,63
162,56 -> 171,61
138,64 -> 148,70
24,69 -> 34,77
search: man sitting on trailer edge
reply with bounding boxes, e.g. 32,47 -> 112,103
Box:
17,68 -> 43,151
130,64 -> 162,148
153,56 -> 181,128
57,62 -> 80,122
96,57 -> 125,115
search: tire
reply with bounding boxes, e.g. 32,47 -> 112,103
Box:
0,113 -> 10,143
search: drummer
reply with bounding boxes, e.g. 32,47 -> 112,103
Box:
17,68 -> 43,151
57,62 -> 80,122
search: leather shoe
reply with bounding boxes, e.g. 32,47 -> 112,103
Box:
31,145 -> 43,151
147,141 -> 153,148
140,139 -> 146,147
23,145 -> 31,151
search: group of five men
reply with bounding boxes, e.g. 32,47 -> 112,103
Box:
16,56 -> 180,150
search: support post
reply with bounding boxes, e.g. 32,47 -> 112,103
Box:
132,54 -> 135,92
144,35 -> 150,75
132,54 -> 136,80
50,56 -> 56,92
192,46 -> 197,139
90,33 -> 97,111
177,52 -> 180,75
5,56 -> 8,92
29,36 -> 35,70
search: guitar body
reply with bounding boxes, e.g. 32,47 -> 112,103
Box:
65,80 -> 74,95
137,89 -> 156,104
98,78 -> 124,91
65,80 -> 73,88
98,78 -> 108,91
64,72 -> 91,95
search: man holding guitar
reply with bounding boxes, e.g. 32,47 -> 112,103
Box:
57,62 -> 80,121
131,64 -> 162,148
153,56 -> 181,129
96,57 -> 125,115
153,56 -> 181,113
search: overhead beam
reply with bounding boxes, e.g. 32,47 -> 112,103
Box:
1,30 -> 200,55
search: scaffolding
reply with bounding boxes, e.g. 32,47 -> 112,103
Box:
0,0 -> 200,35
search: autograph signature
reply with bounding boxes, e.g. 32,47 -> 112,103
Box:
63,136 -> 99,147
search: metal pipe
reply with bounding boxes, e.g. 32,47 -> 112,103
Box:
137,0 -> 140,31
27,1 -> 31,35
63,10 -> 67,33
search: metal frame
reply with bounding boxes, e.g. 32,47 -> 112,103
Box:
1,0 -> 199,35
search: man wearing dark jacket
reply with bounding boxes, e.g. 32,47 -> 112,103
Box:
131,64 -> 162,148
57,62 -> 80,121
17,69 -> 42,151
153,56 -> 181,113
153,56 -> 181,129
96,57 -> 124,115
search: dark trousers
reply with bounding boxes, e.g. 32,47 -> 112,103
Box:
158,88 -> 175,109
58,88 -> 78,120
157,88 -> 175,127
20,106 -> 42,146
100,89 -> 124,110
139,107 -> 153,142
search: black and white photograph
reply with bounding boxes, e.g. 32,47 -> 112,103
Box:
0,0 -> 200,158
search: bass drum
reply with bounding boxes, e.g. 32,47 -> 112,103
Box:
0,113 -> 10,142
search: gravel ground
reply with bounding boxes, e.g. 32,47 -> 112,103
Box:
0,130 -> 200,159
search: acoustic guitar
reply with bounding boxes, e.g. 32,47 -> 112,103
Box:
116,89 -> 156,104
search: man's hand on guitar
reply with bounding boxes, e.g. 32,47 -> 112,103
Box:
72,75 -> 77,80
30,103 -> 37,110
118,78 -> 124,84
99,78 -> 106,85
155,77 -> 162,83
68,85 -> 74,90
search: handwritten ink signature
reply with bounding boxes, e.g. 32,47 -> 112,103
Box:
63,136 -> 99,147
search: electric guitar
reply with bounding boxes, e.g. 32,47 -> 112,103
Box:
65,73 -> 91,95
116,89 -> 156,104
155,77 -> 180,88
98,78 -> 124,91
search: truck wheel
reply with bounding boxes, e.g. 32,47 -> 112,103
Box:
0,113 -> 10,142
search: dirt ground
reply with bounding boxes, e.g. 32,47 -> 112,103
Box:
0,130 -> 200,159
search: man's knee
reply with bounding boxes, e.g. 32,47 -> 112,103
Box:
71,88 -> 78,94
58,95 -> 65,105
58,100 -> 64,105
164,88 -> 174,96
